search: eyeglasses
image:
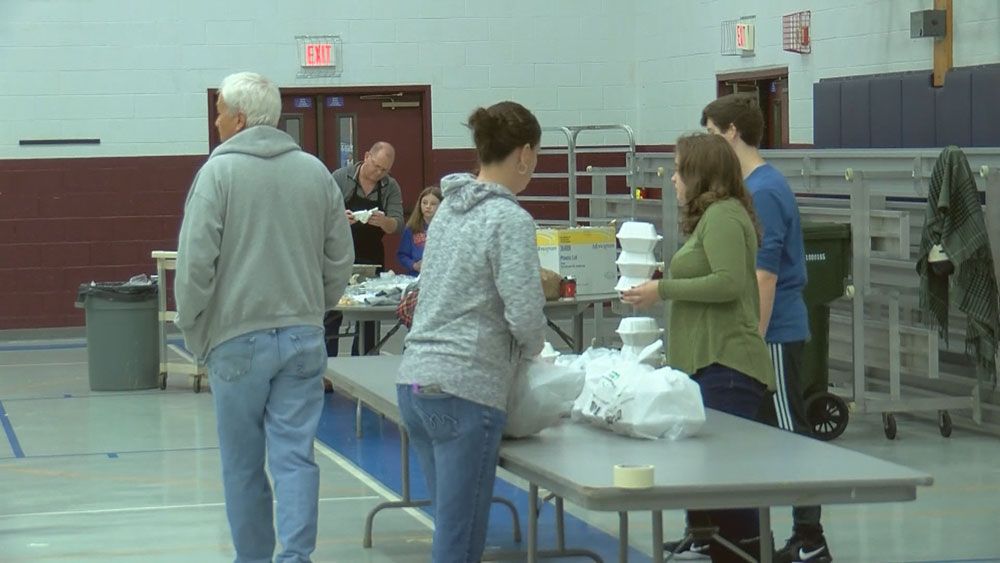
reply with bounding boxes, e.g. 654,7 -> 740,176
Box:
367,154 -> 392,175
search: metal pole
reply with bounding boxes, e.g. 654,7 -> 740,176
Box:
847,169 -> 871,412
759,507 -> 773,563
527,483 -> 539,563
618,512 -> 629,563
400,429 -> 411,501
651,511 -> 664,562
555,497 -> 566,550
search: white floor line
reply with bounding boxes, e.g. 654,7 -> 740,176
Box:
0,495 -> 380,519
0,338 -> 86,347
313,441 -> 435,530
0,361 -> 87,368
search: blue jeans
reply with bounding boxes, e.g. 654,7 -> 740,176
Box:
207,326 -> 327,563
688,364 -> 767,559
397,384 -> 507,563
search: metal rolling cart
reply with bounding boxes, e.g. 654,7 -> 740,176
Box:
524,124 -> 644,346
151,250 -> 208,393
524,124 -> 638,228
977,164 -> 1000,310
842,167 -> 982,439
631,147 -> 1000,439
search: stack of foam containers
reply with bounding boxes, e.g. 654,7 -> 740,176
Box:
614,221 -> 664,355
615,317 -> 664,357
615,221 -> 661,292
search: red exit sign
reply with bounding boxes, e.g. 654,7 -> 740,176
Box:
304,43 -> 333,67
735,22 -> 754,50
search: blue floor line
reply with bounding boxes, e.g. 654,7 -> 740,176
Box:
317,392 -> 652,561
0,400 -> 26,458
0,445 -> 220,462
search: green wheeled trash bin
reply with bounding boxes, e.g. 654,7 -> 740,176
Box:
77,280 -> 160,391
801,222 -> 852,441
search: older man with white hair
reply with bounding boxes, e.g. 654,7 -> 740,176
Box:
174,71 -> 354,563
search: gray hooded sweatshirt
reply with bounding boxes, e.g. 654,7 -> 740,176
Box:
175,126 -> 354,361
397,173 -> 547,411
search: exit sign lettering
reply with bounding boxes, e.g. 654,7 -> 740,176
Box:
304,43 -> 333,67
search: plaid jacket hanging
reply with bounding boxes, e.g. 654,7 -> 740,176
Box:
916,146 -> 999,381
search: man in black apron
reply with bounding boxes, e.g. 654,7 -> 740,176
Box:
327,142 -> 404,357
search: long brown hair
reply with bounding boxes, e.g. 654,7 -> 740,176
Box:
405,185 -> 443,233
675,133 -> 761,244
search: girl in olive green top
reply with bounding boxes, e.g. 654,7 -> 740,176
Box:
622,133 -> 774,560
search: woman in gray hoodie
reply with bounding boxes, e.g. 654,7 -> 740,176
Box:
397,101 -> 547,563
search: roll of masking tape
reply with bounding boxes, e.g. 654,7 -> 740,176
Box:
613,464 -> 654,489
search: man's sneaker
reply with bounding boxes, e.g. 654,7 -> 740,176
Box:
774,534 -> 832,563
662,538 -> 711,560
794,541 -> 832,563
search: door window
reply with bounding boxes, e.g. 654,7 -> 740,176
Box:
337,114 -> 356,169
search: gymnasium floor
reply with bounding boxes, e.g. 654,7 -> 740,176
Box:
1,333 -> 999,562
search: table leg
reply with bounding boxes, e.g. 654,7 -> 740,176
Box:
370,321 -> 402,355
528,483 -> 539,563
400,430 -> 412,500
618,512 -> 629,563
759,507 -> 773,563
546,318 -> 575,350
355,398 -> 363,438
555,497 -> 566,550
651,511 -> 663,562
491,496 -> 522,543
483,491 -> 600,562
572,309 -> 585,354
361,423 -> 523,551
363,427 -> 431,548
348,319 -> 373,439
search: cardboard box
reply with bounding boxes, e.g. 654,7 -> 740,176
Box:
536,227 -> 617,296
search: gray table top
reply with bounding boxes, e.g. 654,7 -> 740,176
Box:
334,293 -> 619,320
326,356 -> 933,512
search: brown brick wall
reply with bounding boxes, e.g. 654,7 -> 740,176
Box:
0,155 -> 203,329
2,146 -> 657,329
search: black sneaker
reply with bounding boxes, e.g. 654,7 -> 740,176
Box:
663,538 -> 711,560
774,534 -> 832,563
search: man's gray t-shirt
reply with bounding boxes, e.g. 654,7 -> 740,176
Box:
331,163 -> 404,226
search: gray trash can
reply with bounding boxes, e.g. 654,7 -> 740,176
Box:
77,280 -> 160,391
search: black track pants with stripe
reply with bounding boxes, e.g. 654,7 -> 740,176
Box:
758,341 -> 824,536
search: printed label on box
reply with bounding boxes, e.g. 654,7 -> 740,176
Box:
536,227 -> 617,296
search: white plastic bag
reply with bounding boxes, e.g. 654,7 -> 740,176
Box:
557,344 -> 661,374
556,346 -> 622,374
572,360 -> 705,440
538,341 -> 560,363
504,359 -> 586,439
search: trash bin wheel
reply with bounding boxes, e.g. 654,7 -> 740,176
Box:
882,412 -> 897,440
805,392 -> 849,441
938,410 -> 953,438
158,373 -> 167,390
